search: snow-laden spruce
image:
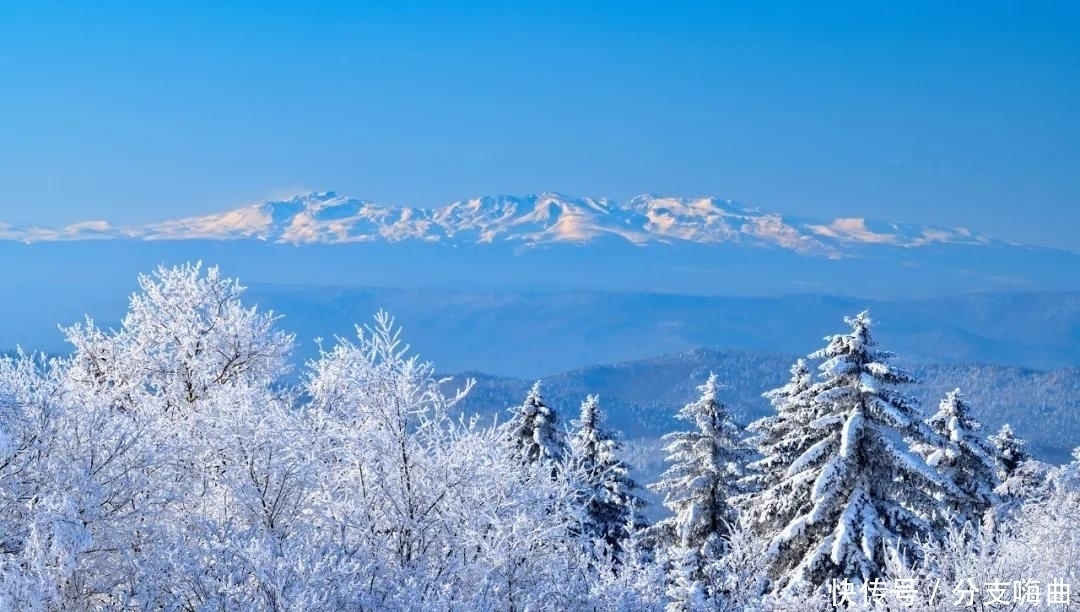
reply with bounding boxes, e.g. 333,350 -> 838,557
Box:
989,423 -> 1029,484
916,388 -> 1000,529
988,423 -> 1047,504
567,394 -> 647,551
649,373 -> 749,562
506,381 -> 567,467
763,311 -> 961,593
984,422 -> 1050,531
737,358 -> 817,539
664,545 -> 708,612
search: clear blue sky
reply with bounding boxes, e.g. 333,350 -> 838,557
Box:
1,1 -> 1078,251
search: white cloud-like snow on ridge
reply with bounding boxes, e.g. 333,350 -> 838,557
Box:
0,191 -> 1005,256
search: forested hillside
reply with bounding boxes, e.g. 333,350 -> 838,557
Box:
452,352 -> 1079,462
1,263 -> 1076,611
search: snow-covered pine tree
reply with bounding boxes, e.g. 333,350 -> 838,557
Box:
918,388 -> 999,528
763,311 -> 960,593
987,423 -> 1047,510
567,394 -> 647,550
649,372 -> 749,561
737,358 -> 817,539
506,381 -> 566,467
988,423 -> 1030,484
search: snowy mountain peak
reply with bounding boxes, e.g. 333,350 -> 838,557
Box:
0,191 -> 1007,257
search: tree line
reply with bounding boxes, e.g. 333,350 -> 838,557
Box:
0,262 -> 1075,611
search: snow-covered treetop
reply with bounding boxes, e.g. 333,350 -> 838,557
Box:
507,380 -> 566,465
919,387 -> 1000,527
576,394 -> 602,434
61,261 -> 295,414
989,424 -> 1028,466
570,393 -> 616,464
928,388 -> 983,442
525,380 -> 545,410
678,372 -> 726,434
753,310 -> 964,591
811,310 -> 917,387
763,359 -> 812,404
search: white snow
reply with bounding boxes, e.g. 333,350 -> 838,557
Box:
806,218 -> 899,245
0,192 -> 1008,256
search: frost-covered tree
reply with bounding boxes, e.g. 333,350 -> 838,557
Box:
648,374 -> 750,611
506,381 -> 567,467
567,394 -> 646,551
649,373 -> 749,559
5,263 -> 663,610
763,311 -> 960,593
0,351 -> 71,607
0,263 -> 308,611
62,261 -> 294,415
737,358 -> 817,538
664,545 -> 708,612
989,423 -> 1049,505
916,389 -> 999,529
585,504 -> 667,610
988,423 -> 1035,490
891,450 -> 1080,611
302,312 -> 614,610
20,260 -> 1080,610
303,312 -> 473,581
984,423 -> 1050,532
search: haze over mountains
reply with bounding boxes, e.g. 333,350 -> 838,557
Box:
3,191 -> 1078,302
2,191 -> 1077,467
250,287 -> 1080,374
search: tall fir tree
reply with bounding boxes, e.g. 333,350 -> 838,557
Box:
917,388 -> 999,528
737,358 -> 818,539
506,381 -> 566,466
649,372 -> 749,561
568,394 -> 647,550
761,311 -> 960,592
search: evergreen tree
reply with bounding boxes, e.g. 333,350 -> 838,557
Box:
762,311 -> 960,592
917,388 -> 999,528
988,423 -> 1030,484
987,423 -> 1046,506
737,358 -> 817,539
649,373 -> 749,561
506,381 -> 566,467
568,394 -> 647,550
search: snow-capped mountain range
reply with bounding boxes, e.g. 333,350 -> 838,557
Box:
0,191 -> 1007,258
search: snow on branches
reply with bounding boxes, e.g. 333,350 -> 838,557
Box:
0,267 -> 1076,611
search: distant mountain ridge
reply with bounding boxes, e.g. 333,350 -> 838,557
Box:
0,191 -> 1016,257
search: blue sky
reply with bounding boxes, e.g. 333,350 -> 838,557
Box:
1,1 -> 1078,251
